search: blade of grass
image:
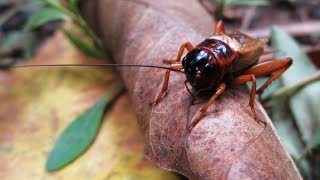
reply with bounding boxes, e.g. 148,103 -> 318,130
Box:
227,0 -> 269,6
215,0 -> 269,20
0,31 -> 23,50
24,32 -> 38,59
264,71 -> 320,102
68,0 -> 79,13
37,0 -> 109,59
46,82 -> 124,171
0,31 -> 37,59
24,7 -> 68,30
63,29 -> 106,59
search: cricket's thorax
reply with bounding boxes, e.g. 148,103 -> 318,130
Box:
181,31 -> 266,93
208,31 -> 266,73
182,38 -> 237,93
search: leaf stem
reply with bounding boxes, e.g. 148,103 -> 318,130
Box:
264,70 -> 320,102
43,0 -> 109,58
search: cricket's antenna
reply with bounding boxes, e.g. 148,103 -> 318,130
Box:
13,63 -> 183,72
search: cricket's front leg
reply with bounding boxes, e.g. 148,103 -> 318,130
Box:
152,42 -> 194,105
163,42 -> 194,64
188,82 -> 226,132
152,64 -> 183,105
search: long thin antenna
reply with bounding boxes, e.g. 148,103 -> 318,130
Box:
13,63 -> 183,72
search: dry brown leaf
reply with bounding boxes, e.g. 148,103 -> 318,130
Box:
0,32 -> 179,180
81,0 -> 302,179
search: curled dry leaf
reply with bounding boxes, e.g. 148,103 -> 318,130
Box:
81,0 -> 302,179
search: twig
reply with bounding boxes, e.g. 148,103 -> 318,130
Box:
264,70 -> 320,102
245,21 -> 320,38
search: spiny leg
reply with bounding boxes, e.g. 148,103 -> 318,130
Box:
243,57 -> 292,94
184,80 -> 192,94
152,64 -> 183,105
153,42 -> 194,104
163,42 -> 194,64
214,20 -> 226,35
188,82 -> 226,132
229,57 -> 292,125
232,74 -> 266,126
184,80 -> 198,105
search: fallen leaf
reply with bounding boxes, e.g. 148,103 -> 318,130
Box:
81,0 -> 302,179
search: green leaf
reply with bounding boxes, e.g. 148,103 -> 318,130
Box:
226,0 -> 269,6
68,0 -> 79,12
24,33 -> 38,59
215,0 -> 268,20
0,31 -> 23,50
63,29 -> 106,59
46,82 -> 124,171
69,0 -> 79,6
0,31 -> 38,58
308,125 -> 320,151
264,71 -> 320,102
24,7 -> 68,30
271,98 -> 310,176
271,26 -> 320,143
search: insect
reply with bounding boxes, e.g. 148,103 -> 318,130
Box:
152,20 -> 292,131
15,21 -> 292,132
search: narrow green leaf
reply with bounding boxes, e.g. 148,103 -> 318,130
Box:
24,32 -> 38,59
63,30 -> 106,59
265,71 -> 320,102
24,7 -> 68,30
0,31 -> 38,58
68,0 -> 79,12
0,31 -> 23,50
69,0 -> 79,6
215,0 -> 268,20
271,26 -> 320,143
46,82 -> 124,171
227,0 -> 269,6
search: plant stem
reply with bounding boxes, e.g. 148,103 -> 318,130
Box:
214,0 -> 227,20
43,0 -> 109,58
264,71 -> 320,102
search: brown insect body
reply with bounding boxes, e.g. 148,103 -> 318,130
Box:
182,31 -> 264,95
153,21 -> 292,131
